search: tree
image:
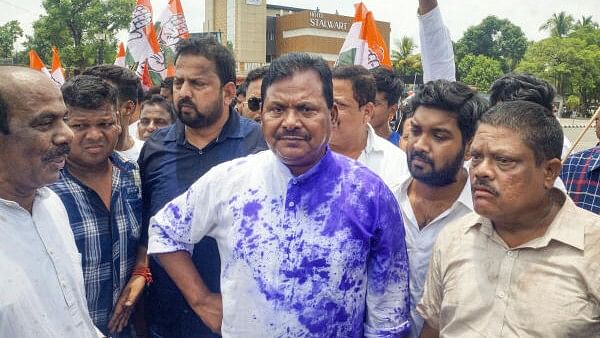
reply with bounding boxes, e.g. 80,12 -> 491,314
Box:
517,35 -> 600,114
565,95 -> 581,113
539,11 -> 574,38
454,16 -> 528,72
575,16 -> 598,29
0,21 -> 23,60
457,54 -> 503,91
391,36 -> 422,76
25,0 -> 134,70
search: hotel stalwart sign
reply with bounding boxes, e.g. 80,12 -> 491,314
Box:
309,11 -> 349,32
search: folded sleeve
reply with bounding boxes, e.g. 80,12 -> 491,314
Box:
419,6 -> 456,82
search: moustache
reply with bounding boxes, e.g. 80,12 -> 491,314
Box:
472,179 -> 500,197
177,98 -> 197,112
42,144 -> 70,162
409,150 -> 434,166
274,131 -> 310,141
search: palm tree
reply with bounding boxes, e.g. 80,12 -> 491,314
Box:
575,15 -> 598,29
539,12 -> 575,37
391,36 -> 421,75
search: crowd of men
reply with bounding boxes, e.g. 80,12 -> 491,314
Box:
1,0 -> 599,337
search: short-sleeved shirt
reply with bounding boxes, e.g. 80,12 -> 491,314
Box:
418,191 -> 600,337
138,108 -> 266,335
561,146 -> 600,214
148,149 -> 411,337
49,152 -> 142,337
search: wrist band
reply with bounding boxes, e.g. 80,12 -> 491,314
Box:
132,266 -> 153,286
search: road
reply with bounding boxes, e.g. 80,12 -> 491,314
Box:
560,117 -> 598,157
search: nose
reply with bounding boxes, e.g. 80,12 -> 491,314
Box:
146,120 -> 157,133
281,110 -> 301,130
471,156 -> 494,181
411,133 -> 430,154
177,81 -> 192,100
55,118 -> 73,146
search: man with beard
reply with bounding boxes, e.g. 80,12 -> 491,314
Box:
418,101 -> 600,337
0,66 -> 100,337
49,75 -> 147,337
147,52 -> 410,337
393,79 -> 488,337
138,37 -> 266,338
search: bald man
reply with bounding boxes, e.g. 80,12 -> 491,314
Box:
0,66 -> 101,337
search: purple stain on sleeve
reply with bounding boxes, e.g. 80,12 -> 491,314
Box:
243,201 -> 262,220
167,203 -> 181,219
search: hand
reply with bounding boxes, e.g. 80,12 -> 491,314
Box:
108,275 -> 146,334
418,0 -> 438,15
191,292 -> 223,334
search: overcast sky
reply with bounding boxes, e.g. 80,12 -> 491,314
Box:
3,0 -> 600,49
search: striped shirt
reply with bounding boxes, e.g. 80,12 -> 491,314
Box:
561,146 -> 600,214
49,152 -> 142,337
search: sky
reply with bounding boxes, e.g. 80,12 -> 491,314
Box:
2,0 -> 600,50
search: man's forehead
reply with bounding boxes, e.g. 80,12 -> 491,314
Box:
175,55 -> 217,76
265,71 -> 325,102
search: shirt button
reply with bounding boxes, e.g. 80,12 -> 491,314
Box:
497,292 -> 505,299
507,251 -> 515,257
288,201 -> 295,207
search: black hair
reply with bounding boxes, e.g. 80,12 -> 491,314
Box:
332,65 -> 376,107
244,66 -> 269,88
61,75 -> 118,110
161,76 -> 174,90
261,53 -> 333,109
412,80 -> 488,145
82,65 -> 142,105
480,100 -> 563,165
141,94 -> 176,122
489,73 -> 556,111
236,82 -> 247,97
370,67 -> 404,105
175,37 -> 236,86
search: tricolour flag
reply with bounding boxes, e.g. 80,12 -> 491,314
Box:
51,47 -> 65,86
29,50 -> 53,82
156,0 -> 189,76
126,0 -> 165,85
336,2 -> 391,69
114,42 -> 126,67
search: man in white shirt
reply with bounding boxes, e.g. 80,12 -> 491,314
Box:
330,65 -> 409,189
147,53 -> 411,337
394,79 -> 488,337
0,66 -> 100,337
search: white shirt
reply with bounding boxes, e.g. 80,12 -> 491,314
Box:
0,188 -> 100,338
358,124 -> 409,190
117,137 -> 144,161
419,6 -> 456,82
394,170 -> 474,338
148,149 -> 411,337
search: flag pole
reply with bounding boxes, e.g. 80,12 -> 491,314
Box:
562,105 -> 600,163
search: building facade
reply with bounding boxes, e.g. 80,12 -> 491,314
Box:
204,1 -> 390,76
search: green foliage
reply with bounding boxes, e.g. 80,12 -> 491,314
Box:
565,95 -> 581,111
517,31 -> 600,114
24,0 -> 134,70
540,11 -> 574,37
455,16 -> 528,72
0,21 -> 23,60
457,54 -> 503,91
391,36 -> 422,76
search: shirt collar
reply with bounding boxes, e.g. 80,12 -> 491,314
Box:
363,124 -> 385,154
273,146 -> 336,183
166,106 -> 246,145
467,189 -> 584,251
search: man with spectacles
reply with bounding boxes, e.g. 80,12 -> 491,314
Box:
240,66 -> 269,123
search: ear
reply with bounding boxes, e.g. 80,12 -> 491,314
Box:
222,81 -> 236,107
120,100 -> 136,118
362,102 -> 374,124
387,103 -> 399,121
331,103 -> 339,127
463,139 -> 473,161
543,158 -> 563,189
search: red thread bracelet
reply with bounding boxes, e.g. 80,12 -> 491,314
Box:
132,267 -> 153,285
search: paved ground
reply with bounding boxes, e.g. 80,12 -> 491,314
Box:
559,117 -> 598,157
